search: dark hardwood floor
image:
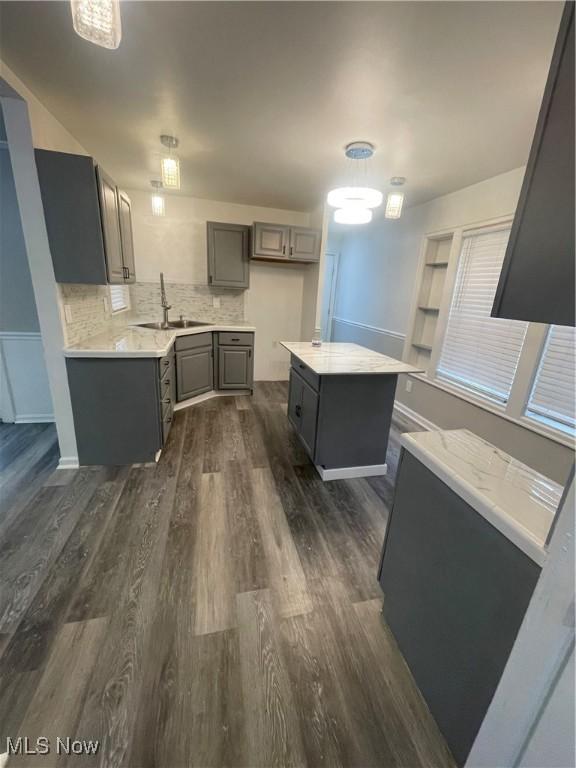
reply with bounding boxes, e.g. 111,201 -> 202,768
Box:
0,383 -> 454,768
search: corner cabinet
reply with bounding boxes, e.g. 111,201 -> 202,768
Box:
35,149 -> 136,285
216,332 -> 254,390
252,222 -> 320,263
492,3 -> 575,326
175,333 -> 214,401
207,221 -> 250,288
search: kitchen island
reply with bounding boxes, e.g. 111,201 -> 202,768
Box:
280,342 -> 422,480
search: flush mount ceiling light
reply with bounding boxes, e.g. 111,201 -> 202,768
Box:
150,179 -> 165,217
160,135 -> 180,190
385,176 -> 406,219
327,142 -> 382,225
70,0 -> 121,49
334,207 -> 373,225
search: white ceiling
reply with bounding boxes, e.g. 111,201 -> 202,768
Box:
0,1 -> 562,212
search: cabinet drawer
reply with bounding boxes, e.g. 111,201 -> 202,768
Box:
291,355 -> 319,392
162,402 -> 174,444
158,351 -> 174,379
175,332 -> 213,352
160,370 -> 175,407
218,331 -> 254,346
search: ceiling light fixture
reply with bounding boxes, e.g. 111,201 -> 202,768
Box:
385,177 -> 406,219
150,180 -> 165,217
327,142 -> 382,224
334,207 -> 373,225
70,0 -> 121,49
160,135 -> 180,190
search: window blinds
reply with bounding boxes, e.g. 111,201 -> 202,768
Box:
109,284 -> 129,313
437,227 -> 528,404
527,325 -> 576,435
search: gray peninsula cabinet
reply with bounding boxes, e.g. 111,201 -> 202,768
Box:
252,222 -> 320,263
35,149 -> 136,285
207,221 -> 250,288
66,349 -> 175,465
176,333 -> 213,401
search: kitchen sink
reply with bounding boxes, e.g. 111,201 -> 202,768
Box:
135,320 -> 209,330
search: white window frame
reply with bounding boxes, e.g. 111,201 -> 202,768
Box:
407,216 -> 575,449
109,284 -> 130,314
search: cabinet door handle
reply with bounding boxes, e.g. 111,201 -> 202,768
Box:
249,349 -> 252,358
282,244 -> 286,255
231,337 -> 240,342
295,404 -> 302,417
290,246 -> 293,256
162,398 -> 171,404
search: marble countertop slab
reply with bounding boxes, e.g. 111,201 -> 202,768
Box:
64,321 -> 256,358
401,429 -> 563,565
280,341 -> 423,375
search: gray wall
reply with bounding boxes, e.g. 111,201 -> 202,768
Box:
0,143 -> 40,332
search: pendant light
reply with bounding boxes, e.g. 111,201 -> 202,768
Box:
160,135 -> 180,190
150,180 -> 165,217
385,177 -> 406,219
70,0 -> 121,49
327,142 -> 382,225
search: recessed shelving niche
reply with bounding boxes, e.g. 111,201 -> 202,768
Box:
405,232 -> 455,374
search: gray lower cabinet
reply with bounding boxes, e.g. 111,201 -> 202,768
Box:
378,450 -> 541,765
287,354 -> 397,469
66,349 -> 174,465
207,221 -> 250,288
218,346 -> 253,390
177,347 -> 213,400
252,222 -> 321,263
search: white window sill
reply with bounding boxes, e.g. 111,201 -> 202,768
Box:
408,372 -> 576,451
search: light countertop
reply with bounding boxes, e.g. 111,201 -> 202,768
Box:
64,321 -> 256,358
280,342 -> 423,375
401,429 -> 563,565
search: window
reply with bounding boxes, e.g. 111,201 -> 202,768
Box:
109,284 -> 130,313
437,226 -> 528,404
526,325 -> 575,436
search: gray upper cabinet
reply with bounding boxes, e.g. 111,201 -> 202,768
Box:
492,4 -> 574,326
252,222 -> 290,260
207,222 -> 250,288
35,150 -> 108,284
289,227 -> 321,262
96,166 -> 125,284
252,222 -> 320,263
117,189 -> 136,284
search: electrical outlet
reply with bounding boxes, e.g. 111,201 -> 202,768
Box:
64,304 -> 73,324
405,378 -> 413,393
213,297 -> 221,309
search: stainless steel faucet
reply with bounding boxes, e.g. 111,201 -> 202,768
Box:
160,272 -> 171,328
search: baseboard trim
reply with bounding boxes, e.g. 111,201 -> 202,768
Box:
174,389 -> 251,411
14,414 -> 55,424
57,456 -> 80,470
315,462 -> 388,481
393,400 -> 439,432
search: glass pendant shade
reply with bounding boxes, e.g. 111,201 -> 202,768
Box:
327,186 -> 383,210
70,0 -> 121,49
334,207 -> 372,225
385,192 -> 404,219
161,156 -> 180,189
151,194 -> 165,217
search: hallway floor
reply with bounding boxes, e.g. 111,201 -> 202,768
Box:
0,383 -> 454,767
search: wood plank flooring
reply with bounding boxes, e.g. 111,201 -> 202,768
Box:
0,384 -> 455,767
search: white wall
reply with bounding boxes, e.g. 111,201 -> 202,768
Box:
330,167 -> 574,483
127,188 -> 313,380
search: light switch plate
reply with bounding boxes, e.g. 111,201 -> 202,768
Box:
64,304 -> 73,324
213,297 -> 221,308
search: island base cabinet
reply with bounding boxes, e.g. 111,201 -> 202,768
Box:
288,369 -> 319,456
218,346 -> 253,390
378,451 -> 541,765
176,346 -> 213,401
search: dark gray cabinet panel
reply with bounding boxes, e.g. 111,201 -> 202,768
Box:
379,451 -> 541,765
34,150 -> 108,284
492,4 -> 575,326
66,357 -> 163,465
289,226 -> 320,262
207,222 -> 250,288
252,222 -> 290,260
117,189 -> 136,283
218,346 -> 253,390
96,166 -> 124,284
288,369 -> 319,456
177,345 -> 213,401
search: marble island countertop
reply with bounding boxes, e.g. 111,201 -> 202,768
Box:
64,321 -> 256,358
280,341 -> 423,375
401,429 -> 563,565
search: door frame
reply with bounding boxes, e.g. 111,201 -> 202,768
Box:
322,250 -> 340,341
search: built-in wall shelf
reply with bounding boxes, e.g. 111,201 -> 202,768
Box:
404,231 -> 458,375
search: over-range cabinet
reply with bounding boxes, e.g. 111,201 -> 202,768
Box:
35,149 -> 136,284
492,3 -> 575,326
